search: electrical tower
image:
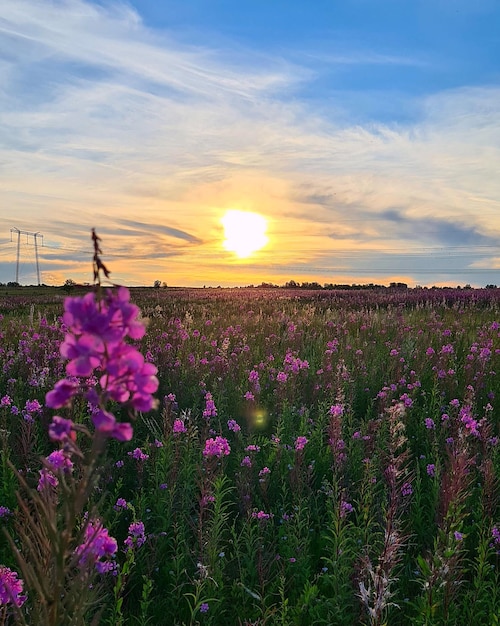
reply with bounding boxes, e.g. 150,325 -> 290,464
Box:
10,228 -> 44,285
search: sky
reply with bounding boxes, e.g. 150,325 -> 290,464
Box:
1,0 -> 499,288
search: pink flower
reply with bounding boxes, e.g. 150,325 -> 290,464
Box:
401,482 -> 413,497
37,468 -> 59,492
48,415 -> 75,441
202,392 -> 217,420
276,371 -> 288,383
340,501 -> 354,517
92,409 -> 133,442
45,379 -> 79,409
0,566 -> 27,607
124,521 -> 146,549
295,436 -> 308,451
75,519 -> 117,569
128,448 -> 149,461
45,287 -> 158,442
329,404 -> 344,417
173,419 -> 187,434
227,419 -> 241,432
252,510 -> 273,521
203,436 -> 231,458
46,450 -> 73,473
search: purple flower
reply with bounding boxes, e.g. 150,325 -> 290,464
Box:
227,419 -> 241,432
295,436 -> 308,451
23,399 -> 42,416
252,510 -> 273,521
454,531 -> 464,541
128,447 -> 149,462
46,450 -> 73,473
0,506 -> 12,518
202,392 -> 217,420
203,436 -> 231,458
45,379 -> 79,409
124,521 -> 146,549
200,602 -> 209,613
340,500 -> 354,517
401,482 -> 413,497
48,415 -> 75,442
75,519 -> 117,569
173,418 -> 187,434
491,526 -> 500,553
0,566 -> 27,606
424,418 -> 435,430
92,409 -> 133,442
276,371 -> 288,383
240,456 -> 252,467
114,498 -> 128,511
45,287 -> 158,443
329,404 -> 344,417
37,468 -> 59,492
0,395 -> 12,407
426,464 -> 436,477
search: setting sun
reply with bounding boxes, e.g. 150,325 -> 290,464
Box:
221,210 -> 268,258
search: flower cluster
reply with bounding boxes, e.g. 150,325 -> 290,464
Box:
227,419 -> 241,432
45,287 -> 158,442
295,436 -> 308,451
124,521 -> 146,550
0,566 -> 27,607
202,392 -> 217,420
173,418 -> 187,434
252,510 -> 273,521
128,447 -> 149,462
203,436 -> 231,458
0,506 -> 12,518
75,518 -> 118,574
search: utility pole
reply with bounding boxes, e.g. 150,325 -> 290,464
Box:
10,228 -> 44,285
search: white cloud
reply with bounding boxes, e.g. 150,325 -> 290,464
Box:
0,0 -> 499,286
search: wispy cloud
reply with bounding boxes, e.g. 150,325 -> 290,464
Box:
0,0 -> 499,286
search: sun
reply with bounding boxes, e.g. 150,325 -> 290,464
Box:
221,210 -> 268,258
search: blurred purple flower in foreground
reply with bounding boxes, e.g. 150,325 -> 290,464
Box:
45,287 -> 158,441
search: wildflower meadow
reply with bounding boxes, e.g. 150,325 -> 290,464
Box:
1,240 -> 500,624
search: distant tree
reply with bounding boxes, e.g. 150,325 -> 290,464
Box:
7,281 -> 20,288
62,279 -> 76,294
153,280 -> 161,289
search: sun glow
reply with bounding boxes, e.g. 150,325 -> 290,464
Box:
221,210 -> 268,258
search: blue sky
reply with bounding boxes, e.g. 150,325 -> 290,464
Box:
0,0 -> 499,286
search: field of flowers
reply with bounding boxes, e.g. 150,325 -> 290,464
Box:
1,282 -> 500,625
